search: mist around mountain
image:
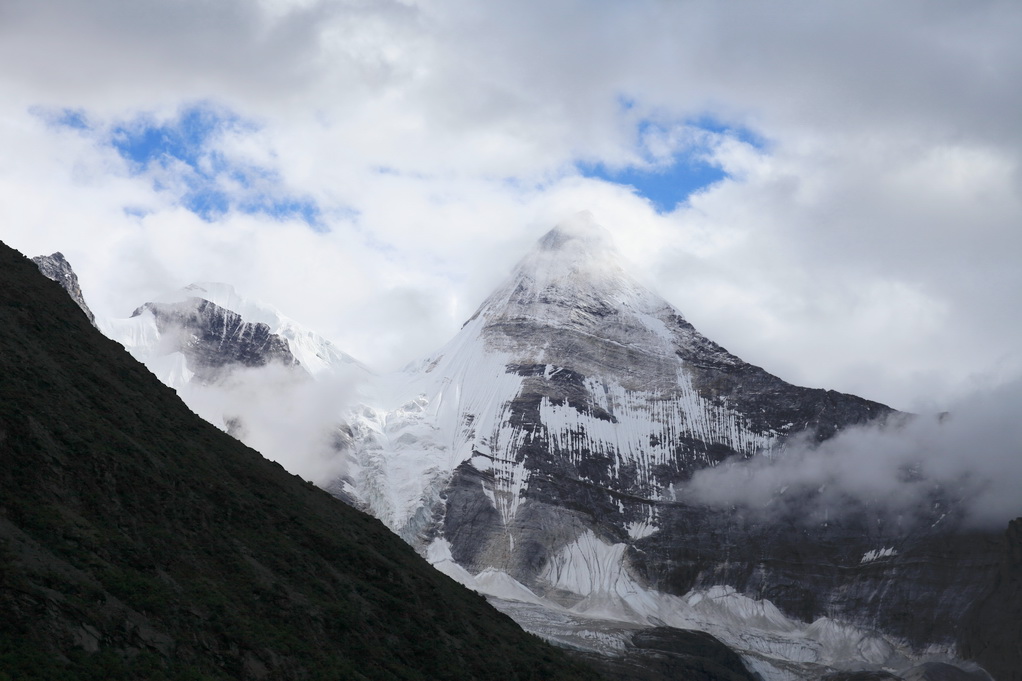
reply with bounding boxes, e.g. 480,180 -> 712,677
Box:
0,239 -> 599,680
97,281 -> 371,485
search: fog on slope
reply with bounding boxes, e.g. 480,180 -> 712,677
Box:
684,379 -> 1022,529
178,362 -> 362,485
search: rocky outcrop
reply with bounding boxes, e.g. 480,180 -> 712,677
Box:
959,518 -> 1022,681
577,628 -> 758,681
32,252 -> 97,326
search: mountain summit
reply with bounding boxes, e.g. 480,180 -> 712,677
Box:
473,214 -> 743,391
522,211 -> 621,281
32,252 -> 97,326
342,217 -> 893,570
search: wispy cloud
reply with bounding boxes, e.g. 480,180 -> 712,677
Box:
683,378 -> 1022,529
36,103 -> 324,225
180,361 -> 365,485
110,105 -> 323,225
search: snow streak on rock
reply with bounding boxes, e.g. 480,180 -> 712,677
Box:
537,372 -> 775,499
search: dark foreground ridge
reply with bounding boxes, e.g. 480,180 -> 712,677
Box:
0,239 -> 596,680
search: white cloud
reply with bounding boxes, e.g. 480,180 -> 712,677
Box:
180,362 -> 364,484
683,378 -> 1022,530
0,0 -> 1019,414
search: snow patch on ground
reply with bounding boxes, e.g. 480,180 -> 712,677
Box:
474,568 -> 551,606
861,547 -> 898,563
425,538 -> 553,607
626,520 -> 658,540
524,532 -> 914,679
425,538 -> 477,588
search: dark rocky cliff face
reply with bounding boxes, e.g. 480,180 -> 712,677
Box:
959,518 -> 1022,681
630,503 -> 1001,646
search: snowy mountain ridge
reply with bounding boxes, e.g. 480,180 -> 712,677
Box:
153,282 -> 368,377
101,281 -> 367,390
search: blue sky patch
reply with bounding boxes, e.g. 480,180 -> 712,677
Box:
122,206 -> 150,219
579,157 -> 728,213
240,195 -> 321,225
579,114 -> 764,213
42,103 -> 322,227
109,106 -> 247,172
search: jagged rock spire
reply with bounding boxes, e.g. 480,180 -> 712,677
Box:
32,252 -> 98,327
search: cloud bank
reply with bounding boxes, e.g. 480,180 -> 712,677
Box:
684,379 -> 1022,528
0,0 -> 1020,415
180,363 -> 362,485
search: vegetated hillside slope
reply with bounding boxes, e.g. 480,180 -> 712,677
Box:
0,240 -> 595,681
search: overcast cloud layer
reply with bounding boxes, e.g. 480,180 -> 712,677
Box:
2,0 -> 1021,415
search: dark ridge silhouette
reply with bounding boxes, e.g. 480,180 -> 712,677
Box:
0,239 -> 596,680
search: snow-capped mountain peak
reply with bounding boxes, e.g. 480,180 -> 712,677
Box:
479,214 -> 645,329
345,219 -> 891,538
334,221 -> 939,676
533,211 -> 618,262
